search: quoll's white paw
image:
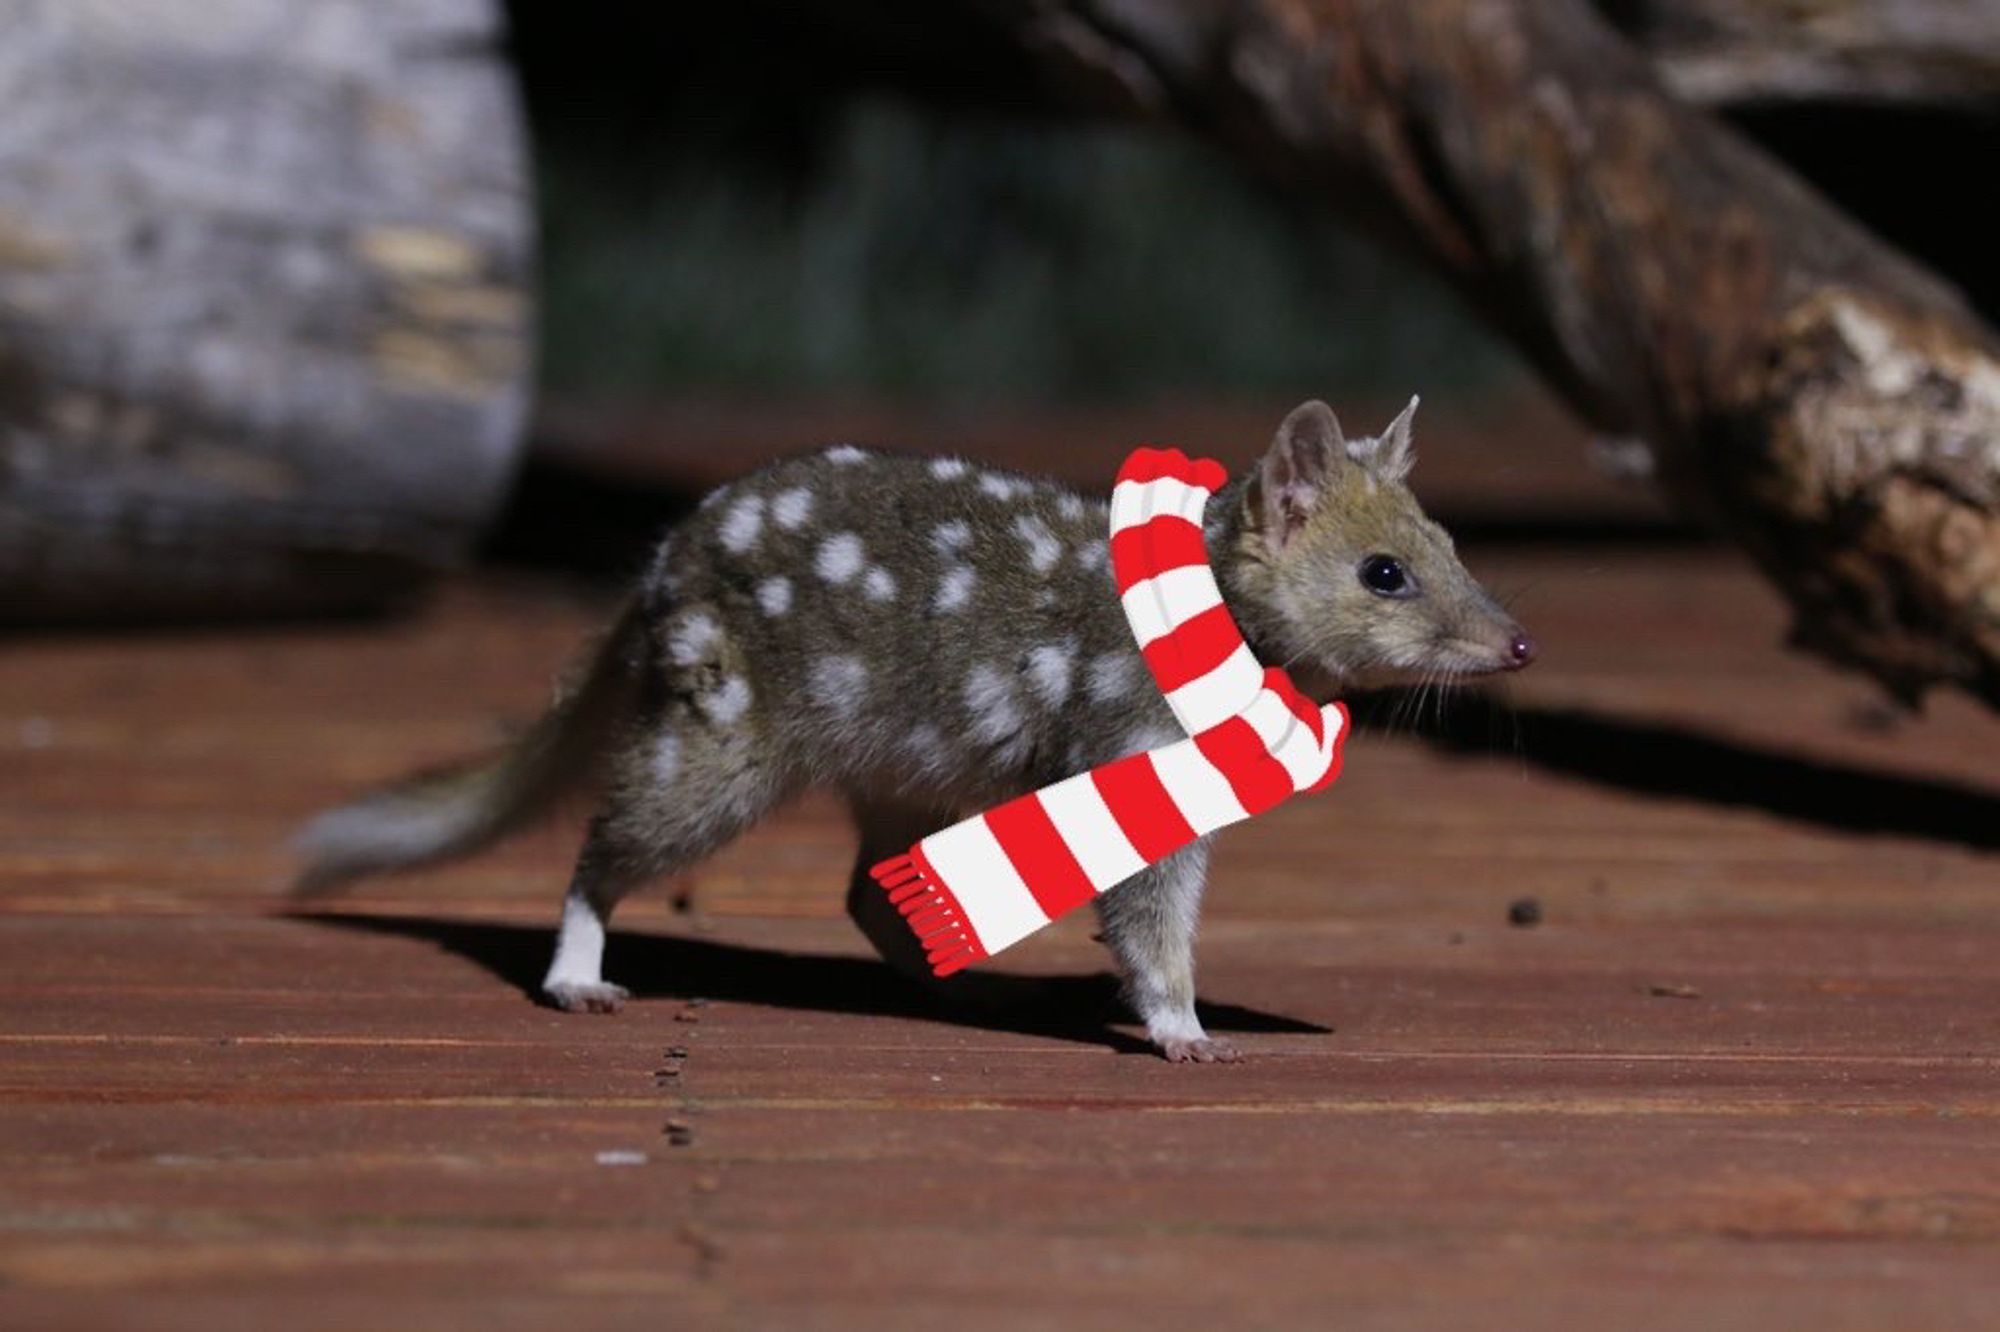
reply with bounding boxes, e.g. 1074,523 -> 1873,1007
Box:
1159,1036 -> 1242,1064
544,980 -> 631,1014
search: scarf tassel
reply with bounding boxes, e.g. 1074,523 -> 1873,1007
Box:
871,850 -> 988,976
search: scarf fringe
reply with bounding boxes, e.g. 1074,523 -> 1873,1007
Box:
869,850 -> 988,977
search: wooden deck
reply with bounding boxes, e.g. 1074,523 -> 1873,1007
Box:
4,441 -> 2000,1327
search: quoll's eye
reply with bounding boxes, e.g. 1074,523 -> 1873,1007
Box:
1358,554 -> 1415,598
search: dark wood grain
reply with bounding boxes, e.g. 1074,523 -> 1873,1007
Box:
2,525 -> 1998,1326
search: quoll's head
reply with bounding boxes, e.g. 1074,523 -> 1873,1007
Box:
1234,397 -> 1535,692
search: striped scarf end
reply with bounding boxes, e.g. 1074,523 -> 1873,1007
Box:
868,853 -> 988,978
1119,447 -> 1229,492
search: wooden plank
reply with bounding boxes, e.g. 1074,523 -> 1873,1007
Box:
1,527 -> 1998,1327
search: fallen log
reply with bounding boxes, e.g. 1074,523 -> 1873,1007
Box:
0,0 -> 531,620
1602,0 -> 2000,108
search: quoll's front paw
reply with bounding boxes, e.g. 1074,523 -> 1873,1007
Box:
1158,1035 -> 1242,1064
544,980 -> 631,1014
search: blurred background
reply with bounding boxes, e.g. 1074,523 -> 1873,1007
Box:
7,0 -> 1998,630
0,0 -> 1658,624
505,0 -> 1600,579
525,34 -> 1511,406
9,0 -> 1999,650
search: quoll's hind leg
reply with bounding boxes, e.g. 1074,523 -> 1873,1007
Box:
541,707 -> 789,1014
1094,840 -> 1238,1063
845,797 -> 960,987
541,821 -> 647,1014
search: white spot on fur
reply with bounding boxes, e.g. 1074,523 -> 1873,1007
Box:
898,723 -> 953,779
668,611 -> 719,666
816,532 -> 864,584
1087,651 -> 1140,703
963,664 -> 1024,744
756,576 -> 793,616
646,532 -> 680,595
978,474 -> 1025,501
931,520 -> 970,553
929,457 -> 969,480
702,676 -> 753,724
1026,641 -> 1076,707
771,487 -> 815,530
1013,514 -> 1061,573
718,493 -> 765,553
934,566 -> 975,612
1056,492 -> 1086,520
651,730 -> 682,785
863,567 -> 897,602
1074,539 -> 1110,574
825,444 -> 868,465
810,655 -> 869,711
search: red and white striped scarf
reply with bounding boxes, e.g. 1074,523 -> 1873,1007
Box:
871,447 -> 1349,976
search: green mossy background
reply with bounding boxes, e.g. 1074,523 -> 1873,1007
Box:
533,98 -> 1520,405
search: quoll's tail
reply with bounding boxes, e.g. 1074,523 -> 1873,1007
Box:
290,600 -> 644,898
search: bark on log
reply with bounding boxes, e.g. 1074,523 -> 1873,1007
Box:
0,0 -> 531,621
974,0 -> 2000,708
1602,0 -> 2000,108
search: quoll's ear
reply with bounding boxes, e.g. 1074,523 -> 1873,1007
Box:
1252,399 -> 1345,551
1346,394 -> 1419,483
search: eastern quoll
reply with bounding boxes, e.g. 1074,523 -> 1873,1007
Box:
295,399 -> 1534,1061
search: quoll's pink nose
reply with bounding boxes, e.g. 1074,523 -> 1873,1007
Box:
1507,632 -> 1538,669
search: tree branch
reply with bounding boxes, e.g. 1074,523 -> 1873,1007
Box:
1603,0 -> 2000,108
985,0 -> 2000,705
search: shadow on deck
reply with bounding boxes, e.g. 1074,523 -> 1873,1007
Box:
1354,693 -> 2000,853
294,911 -> 1330,1054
